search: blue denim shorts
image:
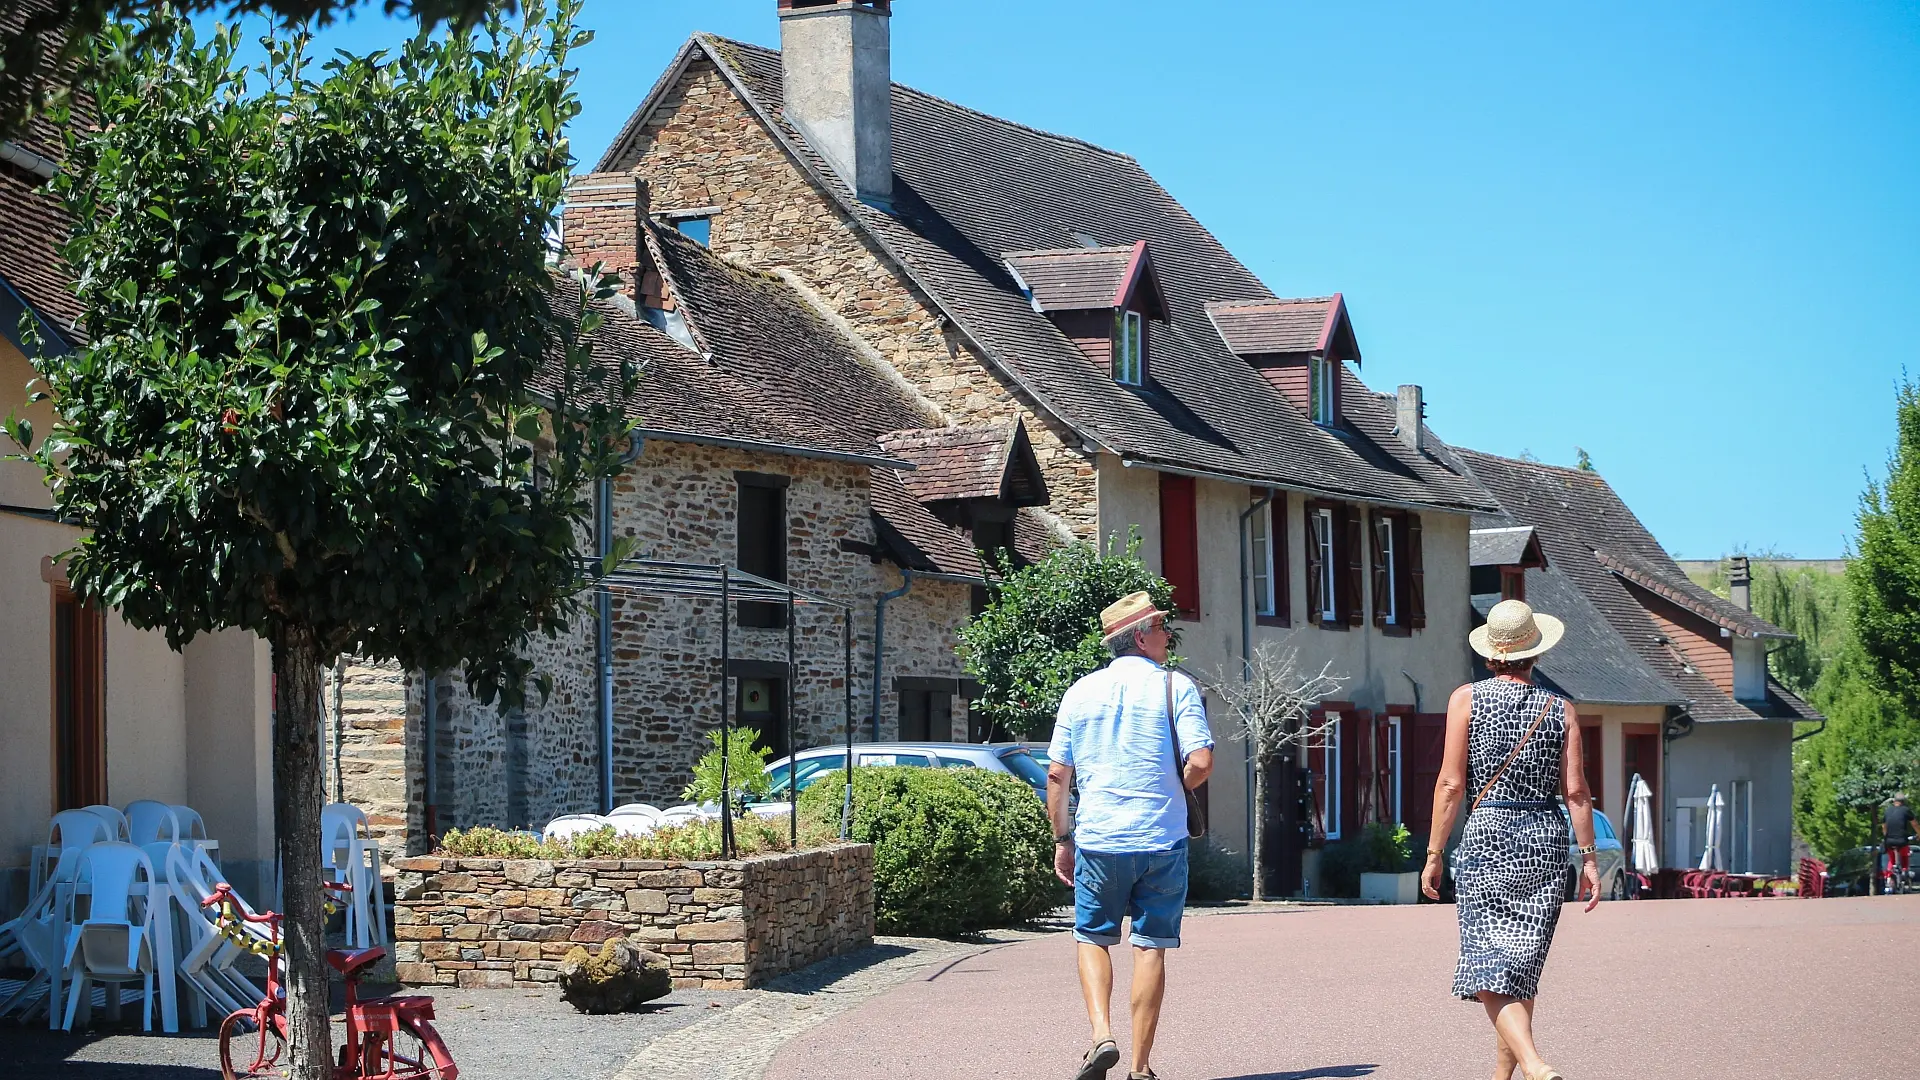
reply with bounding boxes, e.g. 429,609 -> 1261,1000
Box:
1074,841 -> 1189,949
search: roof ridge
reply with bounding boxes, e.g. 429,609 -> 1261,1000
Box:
1206,296 -> 1339,310
1005,245 -> 1137,258
1457,445 -> 1610,482
698,33 -> 1147,166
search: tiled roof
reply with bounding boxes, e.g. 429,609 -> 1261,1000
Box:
1592,549 -> 1793,641
1002,244 -> 1137,312
598,36 -> 1497,515
1473,573 -> 1684,707
868,465 -> 1058,579
0,2 -> 86,342
1470,525 -> 1539,567
876,422 -> 1048,506
1456,448 -> 1817,723
1205,296 -> 1341,357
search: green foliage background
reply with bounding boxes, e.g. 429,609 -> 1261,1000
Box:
682,728 -> 774,806
957,535 -> 1177,739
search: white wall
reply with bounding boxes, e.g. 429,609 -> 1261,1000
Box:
1666,721 -> 1794,874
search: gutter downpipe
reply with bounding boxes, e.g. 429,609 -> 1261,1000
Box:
597,435 -> 645,813
871,569 -> 915,741
1239,488 -> 1276,886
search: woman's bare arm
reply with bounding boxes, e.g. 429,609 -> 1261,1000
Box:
1421,683 -> 1474,899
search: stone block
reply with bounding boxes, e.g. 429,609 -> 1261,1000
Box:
394,963 -> 444,985
625,890 -> 669,915
456,969 -> 514,989
692,941 -> 746,965
675,921 -> 745,943
526,889 -> 566,908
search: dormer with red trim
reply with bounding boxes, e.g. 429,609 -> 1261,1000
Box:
1206,293 -> 1361,426
1003,241 -> 1168,386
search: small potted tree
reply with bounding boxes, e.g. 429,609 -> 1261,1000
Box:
1357,822 -> 1421,904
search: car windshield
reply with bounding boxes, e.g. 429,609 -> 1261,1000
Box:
1594,812 -> 1617,842
997,748 -> 1050,789
767,754 -> 846,798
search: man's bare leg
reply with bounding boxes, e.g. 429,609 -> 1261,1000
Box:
1077,942 -> 1115,1044
1128,946 -> 1167,1074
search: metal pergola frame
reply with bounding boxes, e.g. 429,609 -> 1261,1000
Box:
584,556 -> 856,857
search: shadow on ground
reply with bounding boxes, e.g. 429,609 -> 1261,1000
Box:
1212,1068 -> 1379,1080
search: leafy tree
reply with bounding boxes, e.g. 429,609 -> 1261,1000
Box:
1,0 -> 503,140
682,728 -> 773,808
957,535 -> 1176,739
1852,376 -> 1920,717
1690,555 -> 1849,697
4,5 -> 635,1076
1793,643 -> 1917,859
1575,447 -> 1594,472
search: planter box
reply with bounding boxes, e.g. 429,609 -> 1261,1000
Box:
1360,870 -> 1420,905
389,843 -> 873,990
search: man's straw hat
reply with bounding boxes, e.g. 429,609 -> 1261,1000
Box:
1469,599 -> 1565,662
1100,591 -> 1165,641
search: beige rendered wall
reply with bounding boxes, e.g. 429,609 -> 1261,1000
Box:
184,629 -> 276,901
1096,456 -> 1476,860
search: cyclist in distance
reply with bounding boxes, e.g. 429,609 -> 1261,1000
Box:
1884,792 -> 1916,893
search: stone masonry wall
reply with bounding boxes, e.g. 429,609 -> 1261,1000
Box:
389,843 -> 874,990
601,55 -> 1100,540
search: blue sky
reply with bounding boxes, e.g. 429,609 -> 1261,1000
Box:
211,0 -> 1920,559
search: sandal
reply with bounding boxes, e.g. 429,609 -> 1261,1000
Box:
1073,1039 -> 1120,1080
1129,1072 -> 1160,1080
1525,1067 -> 1564,1080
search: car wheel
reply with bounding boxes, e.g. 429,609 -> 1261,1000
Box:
1609,873 -> 1628,901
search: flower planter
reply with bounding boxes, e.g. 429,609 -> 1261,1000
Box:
389,843 -> 872,990
1360,870 -> 1421,905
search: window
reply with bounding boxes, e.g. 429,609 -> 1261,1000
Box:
737,676 -> 788,758
735,472 -> 789,628
1374,513 -> 1398,626
1308,712 -> 1342,840
767,753 -> 845,799
1113,309 -> 1144,385
1370,510 -> 1427,633
1158,472 -> 1199,618
676,216 -> 711,247
1309,354 -> 1335,425
52,585 -> 106,811
1501,566 -> 1526,602
1250,490 -> 1276,618
1306,505 -> 1338,624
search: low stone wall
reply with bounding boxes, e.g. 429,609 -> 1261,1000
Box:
389,843 -> 873,990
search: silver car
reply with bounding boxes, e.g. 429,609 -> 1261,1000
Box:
757,742 -> 1049,801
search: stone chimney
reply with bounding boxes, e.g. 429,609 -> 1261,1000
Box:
778,0 -> 893,208
1395,384 -> 1424,454
1729,555 -> 1752,611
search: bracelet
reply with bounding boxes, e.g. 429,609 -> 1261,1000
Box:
1578,844 -> 1598,857
1426,848 -> 1443,858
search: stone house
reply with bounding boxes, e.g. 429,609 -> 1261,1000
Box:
1456,450 -> 1820,874
581,0 -> 1509,886
339,201 -> 1060,849
0,72 -> 277,911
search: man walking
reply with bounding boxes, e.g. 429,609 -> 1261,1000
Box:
1047,591 -> 1213,1080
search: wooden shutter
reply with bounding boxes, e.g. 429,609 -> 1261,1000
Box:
1272,496 -> 1291,626
1342,503 -> 1365,626
1158,472 -> 1200,618
1408,513 -> 1427,628
736,473 -> 789,629
1303,502 -> 1324,623
52,586 -> 107,811
1370,510 -> 1390,629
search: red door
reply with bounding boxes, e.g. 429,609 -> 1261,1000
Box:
1624,728 -> 1661,848
1403,713 -> 1447,844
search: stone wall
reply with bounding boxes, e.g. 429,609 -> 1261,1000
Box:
389,843 -> 874,990
601,55 -> 1100,541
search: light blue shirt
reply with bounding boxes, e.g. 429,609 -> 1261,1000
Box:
1049,654 -> 1214,854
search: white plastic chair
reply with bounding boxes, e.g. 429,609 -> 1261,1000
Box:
0,846 -> 84,1022
169,804 -> 218,864
61,842 -> 158,1031
163,843 -> 266,1024
320,803 -> 387,949
124,801 -> 182,846
31,810 -> 116,904
607,816 -> 658,839
80,805 -> 130,841
608,802 -> 665,821
542,814 -> 613,842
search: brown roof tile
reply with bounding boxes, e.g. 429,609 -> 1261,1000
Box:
1205,296 -> 1342,357
1002,244 -> 1137,312
876,422 -> 1049,506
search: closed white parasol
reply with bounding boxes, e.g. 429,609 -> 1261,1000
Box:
1627,772 -> 1659,875
1697,784 -> 1727,872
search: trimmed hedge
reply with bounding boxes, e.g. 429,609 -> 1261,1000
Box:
798,766 -> 1061,935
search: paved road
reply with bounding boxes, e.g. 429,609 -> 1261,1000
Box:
767,896 -> 1920,1080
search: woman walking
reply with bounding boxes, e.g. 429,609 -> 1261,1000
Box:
1422,599 -> 1603,1080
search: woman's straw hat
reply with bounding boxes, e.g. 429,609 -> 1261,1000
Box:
1469,599 -> 1565,662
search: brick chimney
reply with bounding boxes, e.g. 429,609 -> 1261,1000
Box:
778,0 -> 893,208
1728,555 -> 1752,611
561,173 -> 649,284
1395,384 -> 1424,454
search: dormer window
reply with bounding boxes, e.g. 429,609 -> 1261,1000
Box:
1114,309 -> 1143,385
1309,354 -> 1335,425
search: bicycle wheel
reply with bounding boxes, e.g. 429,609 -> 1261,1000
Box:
372,1017 -> 453,1080
218,1010 -> 289,1080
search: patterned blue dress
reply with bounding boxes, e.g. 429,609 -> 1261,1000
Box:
1452,678 -> 1570,1001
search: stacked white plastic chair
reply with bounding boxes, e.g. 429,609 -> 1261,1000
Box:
321,803 -> 388,949
607,803 -> 665,838
163,843 -> 267,1026
543,814 -> 613,842
60,841 -> 158,1031
0,846 -> 83,1023
29,810 -> 114,910
124,800 -> 181,846
79,805 -> 130,841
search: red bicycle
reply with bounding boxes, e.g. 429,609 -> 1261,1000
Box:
202,881 -> 458,1080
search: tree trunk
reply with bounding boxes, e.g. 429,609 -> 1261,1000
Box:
273,628 -> 332,1080
1251,749 -> 1267,903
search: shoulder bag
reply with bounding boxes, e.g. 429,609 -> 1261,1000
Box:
1166,672 -> 1207,839
1469,690 -> 1559,815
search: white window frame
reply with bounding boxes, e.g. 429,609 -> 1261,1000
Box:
1386,715 -> 1403,824
1309,354 -> 1335,425
1315,507 -> 1337,622
1376,514 -> 1398,625
1250,494 -> 1276,617
1316,712 -> 1343,840
1115,309 -> 1144,385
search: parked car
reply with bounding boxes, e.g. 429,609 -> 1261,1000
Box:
1446,805 -> 1630,902
756,742 -> 1050,802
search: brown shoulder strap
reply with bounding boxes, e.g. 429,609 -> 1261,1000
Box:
1165,672 -> 1184,775
1470,691 -> 1557,814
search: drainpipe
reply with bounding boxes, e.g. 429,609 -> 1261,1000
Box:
1239,488 -> 1276,873
0,140 -> 57,180
870,569 -> 915,741
597,435 -> 644,813
423,674 -> 438,843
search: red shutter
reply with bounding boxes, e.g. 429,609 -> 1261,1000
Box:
1272,497 -> 1291,626
1159,472 -> 1200,618
1370,510 -> 1389,629
1342,503 -> 1365,627
1408,513 -> 1426,628
1404,712 -> 1448,843
1304,501 -> 1324,623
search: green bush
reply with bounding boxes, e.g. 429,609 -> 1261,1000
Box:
437,815 -> 835,862
947,768 -> 1066,923
1186,838 -> 1250,904
683,728 -> 774,807
1315,822 -> 1418,898
798,766 -> 1058,935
